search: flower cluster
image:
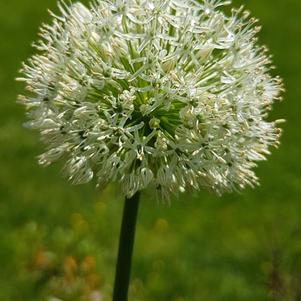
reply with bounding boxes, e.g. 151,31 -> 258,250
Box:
18,0 -> 283,199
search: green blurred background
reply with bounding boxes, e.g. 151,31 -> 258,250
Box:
0,0 -> 300,300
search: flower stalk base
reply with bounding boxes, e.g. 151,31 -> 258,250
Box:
113,191 -> 140,301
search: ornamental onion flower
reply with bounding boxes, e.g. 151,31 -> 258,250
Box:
18,0 -> 283,200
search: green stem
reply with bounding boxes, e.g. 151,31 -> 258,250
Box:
113,191 -> 141,301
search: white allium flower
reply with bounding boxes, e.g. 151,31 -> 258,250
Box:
18,0 -> 284,199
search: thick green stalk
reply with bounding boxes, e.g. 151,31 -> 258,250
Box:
113,191 -> 141,301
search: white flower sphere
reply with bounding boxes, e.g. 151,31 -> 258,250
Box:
18,0 -> 283,199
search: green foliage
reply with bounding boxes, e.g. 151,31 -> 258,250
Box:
0,0 -> 301,300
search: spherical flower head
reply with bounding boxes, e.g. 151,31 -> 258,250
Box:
18,0 -> 284,200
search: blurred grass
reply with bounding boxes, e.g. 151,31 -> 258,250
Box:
0,0 -> 301,300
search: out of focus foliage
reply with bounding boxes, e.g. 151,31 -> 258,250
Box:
0,0 -> 301,300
